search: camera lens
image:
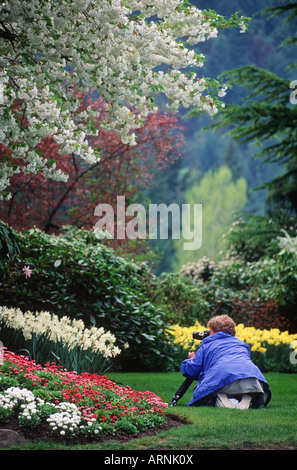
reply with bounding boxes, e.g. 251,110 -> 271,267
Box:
193,331 -> 203,340
192,330 -> 210,340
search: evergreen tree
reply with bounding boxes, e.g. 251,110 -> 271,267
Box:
205,3 -> 297,260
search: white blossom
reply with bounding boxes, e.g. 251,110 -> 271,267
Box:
0,0 -> 249,198
0,306 -> 123,358
0,386 -> 102,437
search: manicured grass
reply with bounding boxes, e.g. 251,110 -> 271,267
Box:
18,371 -> 297,450
106,371 -> 297,450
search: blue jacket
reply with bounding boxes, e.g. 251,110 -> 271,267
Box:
181,331 -> 270,406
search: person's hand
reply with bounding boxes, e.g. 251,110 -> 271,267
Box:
188,351 -> 195,359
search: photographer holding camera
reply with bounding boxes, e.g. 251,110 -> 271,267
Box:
181,315 -> 271,409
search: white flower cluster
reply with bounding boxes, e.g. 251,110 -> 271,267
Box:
0,0 -> 248,198
277,230 -> 297,257
0,386 -> 44,426
47,402 -> 102,437
0,387 -> 101,437
47,402 -> 84,436
0,306 -> 122,359
0,386 -> 36,413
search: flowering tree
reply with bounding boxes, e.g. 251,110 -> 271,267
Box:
0,92 -> 185,234
0,0 -> 248,199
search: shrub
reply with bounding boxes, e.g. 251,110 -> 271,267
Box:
230,290 -> 290,330
0,227 -> 178,371
180,243 -> 297,332
147,272 -> 210,327
0,221 -> 21,272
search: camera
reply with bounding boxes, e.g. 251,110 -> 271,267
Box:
192,330 -> 210,340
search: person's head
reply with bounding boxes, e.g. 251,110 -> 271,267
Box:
207,314 -> 236,336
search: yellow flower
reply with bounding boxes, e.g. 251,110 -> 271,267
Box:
168,319 -> 297,356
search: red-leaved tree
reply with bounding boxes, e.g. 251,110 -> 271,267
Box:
0,92 -> 185,252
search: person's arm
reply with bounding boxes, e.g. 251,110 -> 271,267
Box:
181,346 -> 204,381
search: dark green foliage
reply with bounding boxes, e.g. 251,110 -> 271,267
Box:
209,65 -> 297,213
181,246 -> 297,332
203,4 -> 297,261
208,62 -> 297,259
147,272 -> 210,327
0,226 -> 180,372
0,221 -> 20,271
225,212 -> 297,262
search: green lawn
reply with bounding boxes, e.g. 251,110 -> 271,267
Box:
105,371 -> 297,450
20,371 -> 297,450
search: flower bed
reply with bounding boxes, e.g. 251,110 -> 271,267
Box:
0,349 -> 168,443
169,322 -> 297,372
0,306 -> 123,374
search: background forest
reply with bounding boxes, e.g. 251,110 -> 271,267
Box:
143,0 -> 297,273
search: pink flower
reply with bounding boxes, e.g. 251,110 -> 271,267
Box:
22,266 -> 32,278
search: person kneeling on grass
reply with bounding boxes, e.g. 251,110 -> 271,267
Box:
181,314 -> 271,409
